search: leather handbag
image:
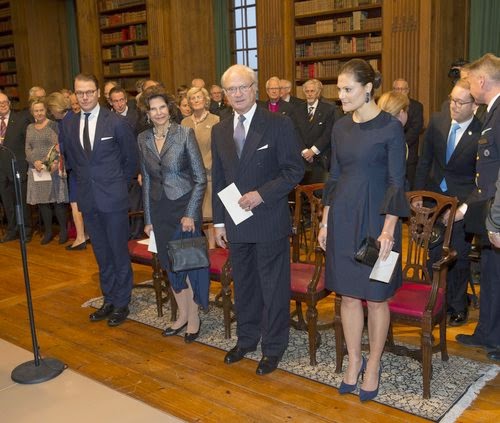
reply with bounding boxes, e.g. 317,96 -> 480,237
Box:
166,232 -> 209,273
354,236 -> 380,267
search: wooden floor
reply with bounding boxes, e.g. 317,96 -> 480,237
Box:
0,233 -> 499,422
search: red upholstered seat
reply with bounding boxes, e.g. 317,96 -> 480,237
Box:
290,263 -> 325,294
208,248 -> 229,275
389,282 -> 444,318
128,240 -> 152,261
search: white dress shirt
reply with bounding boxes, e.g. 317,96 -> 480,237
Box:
79,104 -> 100,150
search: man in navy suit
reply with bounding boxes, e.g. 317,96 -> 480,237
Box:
258,76 -> 296,121
60,73 -> 138,327
212,64 -> 304,375
279,78 -> 305,108
413,78 -> 481,326
455,53 -> 500,361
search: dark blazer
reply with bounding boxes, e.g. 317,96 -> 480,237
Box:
286,95 -> 305,108
60,106 -> 138,214
257,99 -> 296,121
295,100 -> 337,153
209,99 -> 230,117
121,106 -> 139,134
414,112 -> 481,202
0,111 -> 30,180
405,98 -> 424,164
211,106 -> 304,243
138,123 -> 207,225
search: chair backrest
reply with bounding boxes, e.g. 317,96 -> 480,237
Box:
291,183 -> 325,263
403,191 -> 458,286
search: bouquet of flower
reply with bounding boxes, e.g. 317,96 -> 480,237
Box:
44,144 -> 65,176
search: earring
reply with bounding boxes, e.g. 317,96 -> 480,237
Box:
146,114 -> 150,124
365,92 -> 370,103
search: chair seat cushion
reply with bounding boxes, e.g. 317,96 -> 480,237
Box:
388,282 -> 444,318
291,262 -> 325,294
209,248 -> 229,275
128,240 -> 153,262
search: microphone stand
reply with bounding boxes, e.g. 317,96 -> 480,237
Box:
1,145 -> 66,383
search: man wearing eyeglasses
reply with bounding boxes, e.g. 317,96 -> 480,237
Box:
109,86 -> 138,134
212,64 -> 304,375
414,78 -> 481,327
59,73 -> 138,327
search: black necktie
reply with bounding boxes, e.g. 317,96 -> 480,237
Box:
83,112 -> 91,157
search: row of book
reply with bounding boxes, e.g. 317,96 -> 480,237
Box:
296,58 -> 379,79
100,10 -> 146,27
296,35 -> 382,57
0,60 -> 16,71
0,20 -> 11,32
102,43 -> 148,59
0,8 -> 10,19
0,46 -> 15,58
101,24 -> 147,43
3,86 -> 18,98
99,0 -> 144,12
295,0 -> 381,16
104,59 -> 149,75
296,83 -> 339,100
0,73 -> 16,84
0,34 -> 13,45
296,15 -> 382,37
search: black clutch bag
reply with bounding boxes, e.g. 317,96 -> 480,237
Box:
166,233 -> 209,273
354,237 -> 380,267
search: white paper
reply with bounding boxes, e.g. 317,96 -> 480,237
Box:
31,168 -> 52,181
370,251 -> 400,283
147,230 -> 157,253
217,183 -> 253,225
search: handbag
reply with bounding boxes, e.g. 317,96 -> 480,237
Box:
354,236 -> 380,267
166,232 -> 209,273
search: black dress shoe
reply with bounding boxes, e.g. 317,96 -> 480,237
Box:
40,233 -> 53,245
449,311 -> 468,327
89,303 -> 114,322
456,333 -> 486,348
0,233 -> 18,243
107,306 -> 130,327
58,233 -> 68,244
66,241 -> 86,251
224,345 -> 256,364
184,322 -> 201,343
256,355 -> 280,376
487,349 -> 500,361
162,322 -> 187,337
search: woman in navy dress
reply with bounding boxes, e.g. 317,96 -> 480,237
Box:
318,59 -> 409,401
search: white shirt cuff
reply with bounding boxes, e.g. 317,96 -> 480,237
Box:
214,223 -> 225,228
311,146 -> 320,155
458,203 -> 468,215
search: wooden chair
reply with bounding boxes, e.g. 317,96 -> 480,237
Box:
334,190 -> 457,399
290,183 -> 332,366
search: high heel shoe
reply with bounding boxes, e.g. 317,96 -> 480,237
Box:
359,364 -> 383,402
184,321 -> 201,343
339,356 -> 366,394
162,322 -> 187,337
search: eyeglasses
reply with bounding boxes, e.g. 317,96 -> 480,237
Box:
225,83 -> 254,96
111,98 -> 126,104
448,95 -> 474,108
75,90 -> 97,98
0,101 -> 9,106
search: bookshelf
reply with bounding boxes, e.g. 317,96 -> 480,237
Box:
98,0 -> 149,92
0,1 -> 18,107
294,0 -> 382,100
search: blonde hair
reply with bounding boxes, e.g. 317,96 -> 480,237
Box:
377,91 -> 409,117
186,86 -> 210,109
46,92 -> 70,115
466,53 -> 500,82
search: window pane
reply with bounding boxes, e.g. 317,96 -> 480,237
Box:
237,51 -> 244,64
233,0 -> 242,7
248,49 -> 258,69
247,28 -> 257,48
235,9 -> 242,28
236,30 -> 244,49
247,6 -> 256,26
231,0 -> 257,71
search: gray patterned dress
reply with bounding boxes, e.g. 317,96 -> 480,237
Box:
25,120 -> 68,205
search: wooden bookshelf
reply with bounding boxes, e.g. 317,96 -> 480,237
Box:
294,0 -> 382,100
98,0 -> 149,92
0,1 -> 18,107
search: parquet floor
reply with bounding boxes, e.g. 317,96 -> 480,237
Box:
0,233 -> 499,422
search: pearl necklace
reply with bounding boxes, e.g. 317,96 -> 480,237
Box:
153,123 -> 171,139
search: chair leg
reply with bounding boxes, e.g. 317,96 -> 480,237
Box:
221,275 -> 232,339
440,314 -> 449,361
306,301 -> 319,366
334,296 -> 344,373
422,327 -> 433,399
152,254 -> 164,317
296,301 -> 307,330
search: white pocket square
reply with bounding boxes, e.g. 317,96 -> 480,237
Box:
481,128 -> 492,135
101,136 -> 113,141
257,144 -> 269,151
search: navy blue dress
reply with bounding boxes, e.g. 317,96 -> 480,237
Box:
323,111 -> 409,301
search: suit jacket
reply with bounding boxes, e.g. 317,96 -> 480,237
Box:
138,123 -> 206,225
405,98 -> 424,164
0,111 -> 31,180
211,106 -> 304,243
60,106 -> 138,214
257,99 -> 296,121
295,100 -> 337,153
286,95 -> 305,108
486,167 -> 500,231
209,99 -> 230,117
414,112 -> 481,202
121,106 -> 139,134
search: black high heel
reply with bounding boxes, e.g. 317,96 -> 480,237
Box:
184,321 -> 201,343
162,322 -> 187,337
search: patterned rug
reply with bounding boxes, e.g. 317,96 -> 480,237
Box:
83,284 -> 499,422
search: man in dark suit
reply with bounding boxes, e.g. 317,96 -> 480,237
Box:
455,53 -> 500,361
279,79 -> 305,107
60,73 -> 138,327
295,78 -> 338,184
212,64 -> 304,375
0,92 -> 32,243
393,79 -> 424,189
208,84 -> 230,117
109,87 -> 139,133
257,76 -> 296,121
413,78 -> 481,326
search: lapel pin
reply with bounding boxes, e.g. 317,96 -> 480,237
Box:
468,131 -> 472,136
484,149 -> 490,157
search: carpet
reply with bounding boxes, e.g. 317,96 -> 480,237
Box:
83,284 -> 499,422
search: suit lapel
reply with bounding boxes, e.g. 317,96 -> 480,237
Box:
238,108 -> 264,175
482,97 -> 500,130
71,112 -> 87,159
92,108 -> 109,157
160,123 -> 179,157
144,129 -> 159,157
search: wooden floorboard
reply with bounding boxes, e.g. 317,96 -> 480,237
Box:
0,234 -> 499,422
